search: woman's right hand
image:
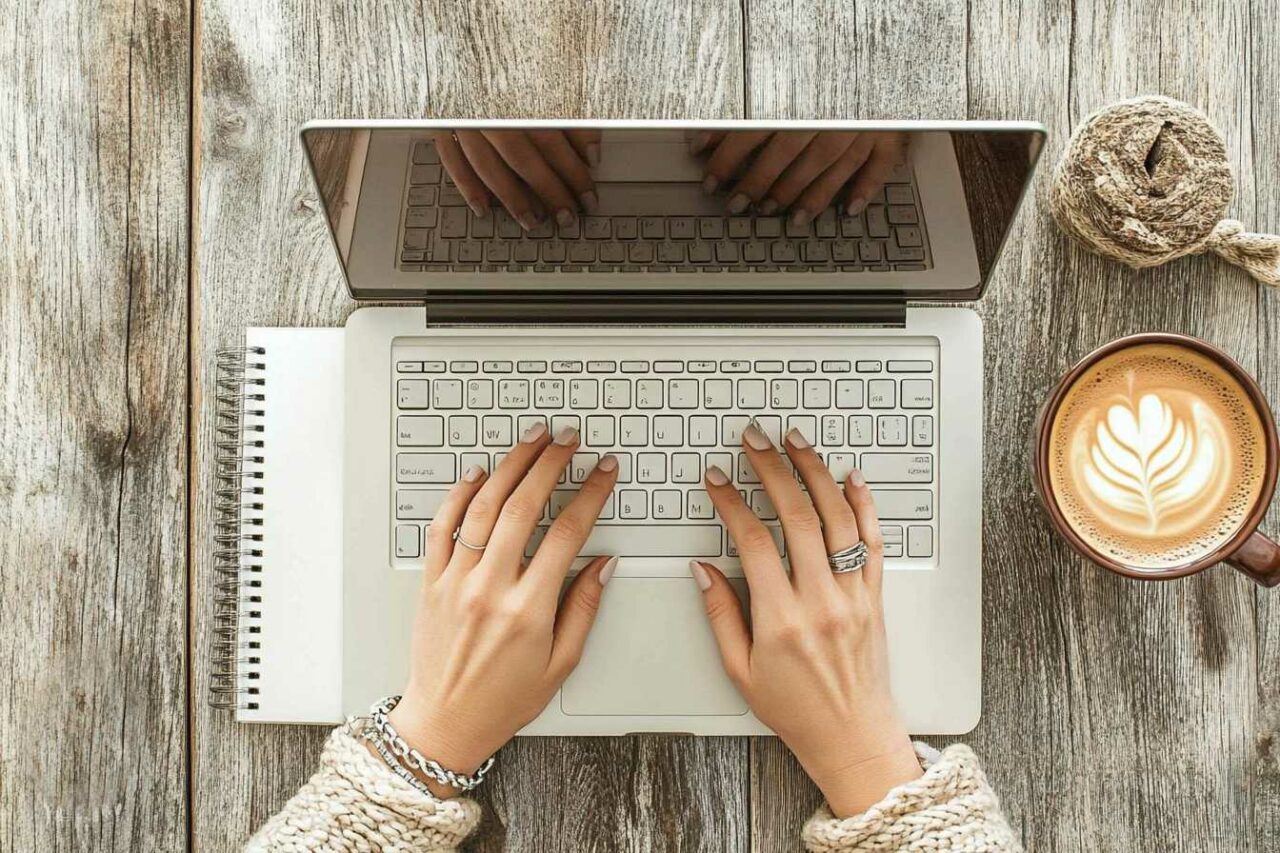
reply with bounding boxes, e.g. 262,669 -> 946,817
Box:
691,423 -> 922,817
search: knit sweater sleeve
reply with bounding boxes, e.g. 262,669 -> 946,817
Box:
244,721 -> 482,852
801,742 -> 1020,852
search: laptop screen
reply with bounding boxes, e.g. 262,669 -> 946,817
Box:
301,122 -> 1043,302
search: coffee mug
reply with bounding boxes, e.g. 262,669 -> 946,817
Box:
1032,332 -> 1280,586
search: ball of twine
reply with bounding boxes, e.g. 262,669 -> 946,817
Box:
1050,95 -> 1279,287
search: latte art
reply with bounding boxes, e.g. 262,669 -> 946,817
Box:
1048,343 -> 1267,570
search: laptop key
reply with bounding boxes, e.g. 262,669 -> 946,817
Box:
860,452 -> 932,483
871,490 -> 934,521
525,524 -> 721,558
397,489 -> 448,520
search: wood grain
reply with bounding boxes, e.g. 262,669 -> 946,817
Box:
191,2 -> 747,850
0,1 -> 192,850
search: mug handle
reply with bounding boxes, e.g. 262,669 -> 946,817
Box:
1228,531 -> 1280,587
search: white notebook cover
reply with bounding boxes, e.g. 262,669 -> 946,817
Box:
234,327 -> 345,723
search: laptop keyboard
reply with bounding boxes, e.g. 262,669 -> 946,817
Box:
398,141 -> 933,273
391,342 -> 939,572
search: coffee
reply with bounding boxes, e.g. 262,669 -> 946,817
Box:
1047,342 -> 1268,570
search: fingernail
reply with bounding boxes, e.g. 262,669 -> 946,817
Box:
689,131 -> 712,154
706,465 -> 730,486
597,454 -> 618,473
469,201 -> 488,218
759,198 -> 779,216
689,560 -> 712,591
463,464 -> 486,482
587,142 -> 601,167
517,211 -> 540,231
785,428 -> 810,449
846,197 -> 866,216
727,193 -> 750,214
702,174 -> 719,194
743,422 -> 773,451
553,426 -> 579,446
520,421 -> 547,443
555,208 -> 576,227
579,190 -> 599,214
599,555 -> 618,586
848,468 -> 866,487
790,208 -> 811,227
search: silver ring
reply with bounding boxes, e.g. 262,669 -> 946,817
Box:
452,529 -> 488,552
828,541 -> 868,574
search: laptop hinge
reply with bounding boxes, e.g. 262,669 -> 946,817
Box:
421,293 -> 907,328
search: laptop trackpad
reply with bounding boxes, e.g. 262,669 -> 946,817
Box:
561,578 -> 749,717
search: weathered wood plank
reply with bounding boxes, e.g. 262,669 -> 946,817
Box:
0,1 -> 191,851
192,2 -> 748,850
740,2 -> 971,847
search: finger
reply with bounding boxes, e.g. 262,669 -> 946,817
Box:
565,129 -> 602,168
703,463 -> 791,601
431,131 -> 492,217
422,464 -> 489,582
703,131 -> 773,210
843,469 -> 885,594
727,131 -> 817,215
547,554 -> 617,681
524,454 -> 620,594
845,134 -> 909,215
485,130 -> 581,226
791,134 -> 876,220
483,426 -> 581,573
689,560 -> 752,690
528,130 -> 598,212
450,420 -> 551,573
741,420 -> 830,590
456,130 -> 544,231
783,429 -> 860,592
765,132 -> 859,219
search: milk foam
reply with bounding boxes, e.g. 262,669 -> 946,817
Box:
1048,343 -> 1267,569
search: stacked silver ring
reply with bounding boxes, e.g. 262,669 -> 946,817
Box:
452,529 -> 487,551
828,541 -> 868,574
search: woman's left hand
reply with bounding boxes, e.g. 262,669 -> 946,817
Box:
385,424 -> 618,798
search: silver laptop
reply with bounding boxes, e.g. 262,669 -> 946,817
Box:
301,120 -> 1044,735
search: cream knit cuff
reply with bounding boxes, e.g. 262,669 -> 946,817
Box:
244,721 -> 482,852
801,741 -> 1021,852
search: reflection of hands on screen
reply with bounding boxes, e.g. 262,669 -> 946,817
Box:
690,131 -> 910,224
431,130 -> 602,231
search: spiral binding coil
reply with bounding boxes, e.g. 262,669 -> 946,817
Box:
210,346 -> 268,711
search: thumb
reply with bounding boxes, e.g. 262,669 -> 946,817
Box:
689,561 -> 751,690
548,555 -> 616,680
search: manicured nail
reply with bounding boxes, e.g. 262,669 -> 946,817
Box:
847,468 -> 866,487
759,198 -> 779,215
553,426 -> 579,446
689,560 -> 712,591
469,201 -> 488,218
520,421 -> 547,443
706,465 -> 730,486
579,190 -> 599,214
702,174 -> 719,194
689,131 -> 712,154
597,453 -> 619,473
555,208 -> 576,227
727,193 -> 750,214
790,208 -> 811,227
463,464 -> 486,482
743,421 -> 772,451
517,211 -> 541,231
785,428 -> 810,449
599,555 -> 618,586
587,143 -> 601,167
845,197 -> 866,216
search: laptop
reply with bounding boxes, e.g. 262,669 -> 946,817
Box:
300,120 -> 1044,735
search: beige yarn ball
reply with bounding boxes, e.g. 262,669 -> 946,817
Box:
1051,95 -> 1279,287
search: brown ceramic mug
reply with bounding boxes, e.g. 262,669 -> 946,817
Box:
1032,333 -> 1280,586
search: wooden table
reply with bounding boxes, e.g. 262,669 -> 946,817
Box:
3,1 -> 1277,849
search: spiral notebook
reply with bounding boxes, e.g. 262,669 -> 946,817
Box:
212,327 -> 346,723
